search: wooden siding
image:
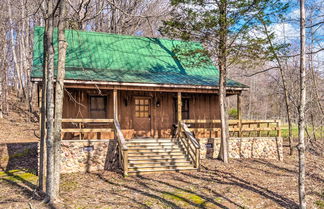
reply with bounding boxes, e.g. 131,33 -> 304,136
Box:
62,88 -> 220,139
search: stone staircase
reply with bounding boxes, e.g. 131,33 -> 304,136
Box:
126,138 -> 197,175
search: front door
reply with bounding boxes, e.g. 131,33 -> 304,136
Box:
133,97 -> 151,137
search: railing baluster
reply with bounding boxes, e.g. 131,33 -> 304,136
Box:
180,121 -> 200,170
113,119 -> 128,177
123,150 -> 128,176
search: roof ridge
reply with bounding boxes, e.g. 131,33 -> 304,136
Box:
34,26 -> 202,45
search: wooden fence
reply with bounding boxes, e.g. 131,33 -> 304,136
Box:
61,118 -> 114,140
182,119 -> 281,137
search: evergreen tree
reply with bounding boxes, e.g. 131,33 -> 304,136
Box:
161,0 -> 288,162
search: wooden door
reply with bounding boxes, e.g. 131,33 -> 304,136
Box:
133,97 -> 151,137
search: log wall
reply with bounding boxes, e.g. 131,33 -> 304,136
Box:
62,89 -> 220,139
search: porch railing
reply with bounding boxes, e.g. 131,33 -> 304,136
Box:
113,119 -> 128,176
61,118 -> 114,140
178,122 -> 200,170
182,119 -> 281,137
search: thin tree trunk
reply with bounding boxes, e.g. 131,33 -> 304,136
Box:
3,49 -> 8,114
44,0 -> 56,202
39,14 -> 49,193
308,13 -> 324,139
261,20 -> 293,155
20,0 -> 33,113
0,40 -> 5,119
298,0 -> 306,208
53,0 -> 67,200
8,0 -> 25,98
0,56 -> 2,119
218,0 -> 229,163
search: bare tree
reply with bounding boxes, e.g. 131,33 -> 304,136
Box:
53,0 -> 67,199
43,0 -> 57,202
298,0 -> 307,208
260,20 -> 294,155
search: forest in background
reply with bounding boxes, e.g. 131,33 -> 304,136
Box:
0,0 -> 322,132
0,0 -> 322,207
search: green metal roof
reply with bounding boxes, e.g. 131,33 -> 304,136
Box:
31,27 -> 247,88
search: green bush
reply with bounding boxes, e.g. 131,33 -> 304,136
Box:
228,108 -> 238,119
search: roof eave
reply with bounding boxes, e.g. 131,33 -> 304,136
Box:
31,77 -> 248,91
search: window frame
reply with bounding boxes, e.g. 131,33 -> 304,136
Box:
88,95 -> 108,119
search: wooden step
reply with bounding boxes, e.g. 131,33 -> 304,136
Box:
128,155 -> 187,160
128,139 -> 173,143
126,142 -> 178,146
129,161 -> 192,167
128,151 -> 184,156
128,148 -> 182,153
129,157 -> 188,163
128,164 -> 195,172
127,144 -> 179,149
128,167 -> 197,175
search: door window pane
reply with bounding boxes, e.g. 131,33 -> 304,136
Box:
135,98 -> 150,118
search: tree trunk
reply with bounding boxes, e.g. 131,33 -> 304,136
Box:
0,59 -> 2,119
218,0 -> 229,163
261,21 -> 293,155
298,0 -> 306,208
53,0 -> 67,200
8,0 -> 25,99
39,10 -> 49,192
44,0 -> 56,202
0,41 -> 5,119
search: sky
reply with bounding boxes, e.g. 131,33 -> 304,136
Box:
270,0 -> 324,73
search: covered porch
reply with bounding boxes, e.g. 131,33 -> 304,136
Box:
44,84 -> 282,176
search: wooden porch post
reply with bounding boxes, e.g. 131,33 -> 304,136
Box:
177,92 -> 182,123
237,93 -> 242,137
113,89 -> 118,121
177,92 -> 182,137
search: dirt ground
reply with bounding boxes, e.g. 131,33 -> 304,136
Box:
0,144 -> 323,209
0,95 -> 38,142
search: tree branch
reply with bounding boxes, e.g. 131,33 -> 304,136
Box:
244,66 -> 280,77
306,21 -> 324,28
279,48 -> 324,58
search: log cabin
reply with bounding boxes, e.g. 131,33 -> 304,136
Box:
31,27 -> 281,175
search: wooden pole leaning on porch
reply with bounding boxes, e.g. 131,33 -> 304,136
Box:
237,93 -> 242,137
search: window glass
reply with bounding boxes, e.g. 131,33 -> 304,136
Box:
90,96 -> 107,119
135,98 -> 150,118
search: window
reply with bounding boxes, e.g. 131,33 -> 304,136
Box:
135,98 -> 150,118
89,96 -> 107,118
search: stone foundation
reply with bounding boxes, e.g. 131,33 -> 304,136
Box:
60,140 -> 116,173
0,137 -> 283,174
199,137 -> 283,161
